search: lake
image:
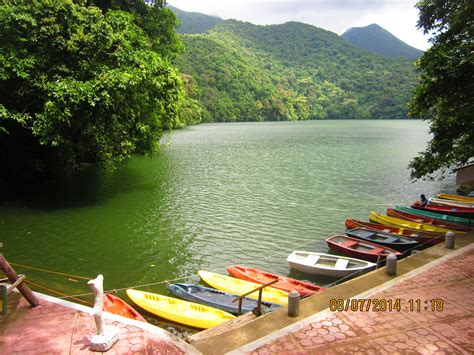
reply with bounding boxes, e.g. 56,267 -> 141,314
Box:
0,120 -> 455,330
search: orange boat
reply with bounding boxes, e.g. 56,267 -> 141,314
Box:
227,265 -> 324,297
104,293 -> 147,322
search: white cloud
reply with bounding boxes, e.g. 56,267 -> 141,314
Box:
167,0 -> 430,50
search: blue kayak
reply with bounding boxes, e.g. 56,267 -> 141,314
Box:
167,283 -> 281,315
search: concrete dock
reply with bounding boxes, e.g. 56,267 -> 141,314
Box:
1,231 -> 473,354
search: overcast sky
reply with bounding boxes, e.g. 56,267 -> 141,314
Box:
167,0 -> 430,50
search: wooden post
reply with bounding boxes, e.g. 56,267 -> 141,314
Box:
0,254 -> 39,307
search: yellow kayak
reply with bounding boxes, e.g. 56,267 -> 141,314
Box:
369,212 -> 463,234
437,193 -> 474,203
126,289 -> 235,329
198,270 -> 288,305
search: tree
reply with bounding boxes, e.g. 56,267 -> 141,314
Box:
0,0 -> 184,180
409,0 -> 474,180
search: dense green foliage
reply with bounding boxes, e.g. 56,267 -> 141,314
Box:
341,24 -> 423,61
175,20 -> 418,122
409,0 -> 474,180
169,5 -> 223,34
0,0 -> 184,180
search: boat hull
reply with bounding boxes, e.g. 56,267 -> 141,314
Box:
386,208 -> 469,232
369,212 -> 460,234
411,202 -> 474,218
346,228 -> 419,252
394,206 -> 472,227
103,293 -> 147,322
167,283 -> 280,315
227,265 -> 323,297
287,251 -> 376,278
126,289 -> 235,329
437,193 -> 474,203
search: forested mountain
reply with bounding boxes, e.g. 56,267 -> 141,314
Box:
341,24 -> 423,61
169,5 -> 223,34
174,18 -> 418,122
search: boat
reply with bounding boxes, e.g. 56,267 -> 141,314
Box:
369,212 -> 462,234
394,205 -> 472,227
326,235 -> 403,263
346,228 -> 419,252
345,218 -> 443,246
428,198 -> 474,208
167,283 -> 280,315
227,265 -> 324,297
411,202 -> 474,218
198,270 -> 288,305
437,193 -> 474,203
287,251 -> 376,278
387,208 -> 469,232
126,289 -> 235,329
103,293 -> 147,322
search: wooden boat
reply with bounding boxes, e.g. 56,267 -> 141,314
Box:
346,228 -> 419,252
326,235 -> 402,262
345,218 -> 443,246
394,206 -> 472,227
437,193 -> 474,203
411,202 -> 474,218
287,251 -> 376,278
369,212 -> 462,234
103,293 -> 147,322
198,270 -> 288,305
428,198 -> 474,208
387,208 -> 469,232
227,265 -> 324,297
126,289 -> 235,329
167,283 -> 280,315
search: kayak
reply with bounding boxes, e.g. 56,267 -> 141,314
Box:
227,265 -> 324,297
411,202 -> 474,218
198,270 -> 288,305
126,289 -> 235,329
437,193 -> 474,203
103,293 -> 147,322
394,205 -> 472,227
369,212 -> 462,234
167,283 -> 280,315
386,208 -> 469,231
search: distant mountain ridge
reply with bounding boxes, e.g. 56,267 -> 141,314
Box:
170,7 -> 418,122
341,24 -> 423,61
168,5 -> 223,34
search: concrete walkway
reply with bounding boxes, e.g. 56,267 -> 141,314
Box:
0,291 -> 199,354
232,243 -> 474,354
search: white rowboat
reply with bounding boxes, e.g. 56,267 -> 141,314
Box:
287,251 -> 376,278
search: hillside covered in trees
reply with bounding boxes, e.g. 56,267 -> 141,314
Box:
173,17 -> 419,122
342,24 -> 423,61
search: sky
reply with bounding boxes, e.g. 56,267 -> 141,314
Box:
167,0 -> 430,50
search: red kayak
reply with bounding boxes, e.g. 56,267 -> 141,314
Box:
345,218 -> 443,246
387,208 -> 469,232
104,293 -> 147,322
326,235 -> 403,263
411,202 -> 474,218
227,265 -> 324,297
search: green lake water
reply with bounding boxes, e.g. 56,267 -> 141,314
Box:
0,120 -> 455,330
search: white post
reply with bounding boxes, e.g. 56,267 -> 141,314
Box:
88,275 -> 118,352
385,254 -> 397,276
445,231 -> 455,249
288,290 -> 300,317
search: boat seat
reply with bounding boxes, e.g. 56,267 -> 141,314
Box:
334,259 -> 349,270
342,240 -> 358,248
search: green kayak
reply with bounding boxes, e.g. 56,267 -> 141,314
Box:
394,206 -> 472,227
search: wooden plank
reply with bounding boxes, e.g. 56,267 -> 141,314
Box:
187,312 -> 256,345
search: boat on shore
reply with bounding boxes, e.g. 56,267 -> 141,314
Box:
394,205 -> 472,227
346,228 -> 419,252
345,218 -> 444,245
126,289 -> 235,329
167,283 -> 280,315
411,202 -> 474,218
326,235 -> 402,263
198,270 -> 289,305
287,251 -> 376,278
387,208 -> 469,232
429,198 -> 474,208
227,265 -> 324,297
369,212 -> 461,234
103,293 -> 147,322
437,193 -> 474,203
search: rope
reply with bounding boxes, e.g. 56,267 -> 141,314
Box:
25,279 -> 93,306
10,262 -> 92,281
